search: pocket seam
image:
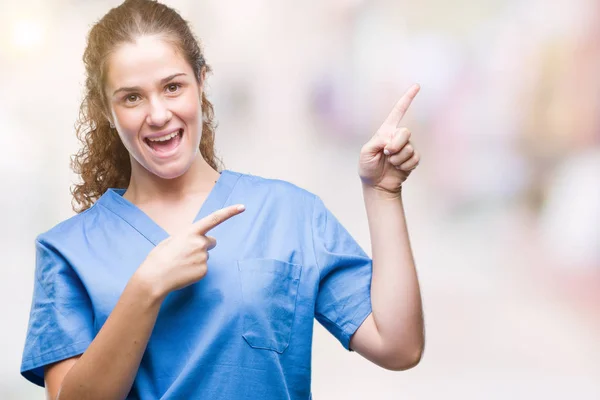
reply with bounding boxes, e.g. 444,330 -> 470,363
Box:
237,258 -> 302,353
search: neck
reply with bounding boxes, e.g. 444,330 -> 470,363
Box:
124,154 -> 220,206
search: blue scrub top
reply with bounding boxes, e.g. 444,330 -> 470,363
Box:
21,170 -> 373,399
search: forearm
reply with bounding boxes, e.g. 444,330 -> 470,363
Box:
362,183 -> 424,356
57,274 -> 163,400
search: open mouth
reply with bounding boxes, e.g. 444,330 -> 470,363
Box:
144,129 -> 184,155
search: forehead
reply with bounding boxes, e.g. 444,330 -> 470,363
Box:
106,35 -> 192,89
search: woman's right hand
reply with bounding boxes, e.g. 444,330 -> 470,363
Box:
133,204 -> 246,300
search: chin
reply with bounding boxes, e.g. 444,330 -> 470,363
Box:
148,159 -> 193,180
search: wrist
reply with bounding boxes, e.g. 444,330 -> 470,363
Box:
131,267 -> 167,306
361,182 -> 403,201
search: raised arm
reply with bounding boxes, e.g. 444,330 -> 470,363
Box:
350,84 -> 424,371
45,205 -> 245,399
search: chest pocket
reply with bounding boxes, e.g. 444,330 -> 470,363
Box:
237,258 -> 302,353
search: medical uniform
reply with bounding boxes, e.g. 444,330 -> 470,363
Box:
21,170 -> 373,399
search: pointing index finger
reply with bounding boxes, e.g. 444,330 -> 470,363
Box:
383,84 -> 420,128
193,204 -> 245,235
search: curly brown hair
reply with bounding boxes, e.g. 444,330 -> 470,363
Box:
70,0 -> 223,213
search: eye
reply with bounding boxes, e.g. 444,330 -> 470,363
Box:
166,83 -> 181,93
125,94 -> 140,104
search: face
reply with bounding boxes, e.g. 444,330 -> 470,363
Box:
105,35 -> 205,180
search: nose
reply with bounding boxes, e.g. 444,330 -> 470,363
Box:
146,96 -> 172,127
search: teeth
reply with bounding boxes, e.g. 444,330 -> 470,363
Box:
148,131 -> 179,142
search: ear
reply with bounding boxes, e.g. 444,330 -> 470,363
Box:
197,67 -> 207,95
102,109 -> 116,129
200,66 -> 207,85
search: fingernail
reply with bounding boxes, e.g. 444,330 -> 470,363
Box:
383,149 -> 390,156
237,205 -> 246,211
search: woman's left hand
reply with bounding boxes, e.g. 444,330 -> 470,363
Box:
358,84 -> 421,196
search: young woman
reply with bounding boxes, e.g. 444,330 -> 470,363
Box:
20,0 -> 424,399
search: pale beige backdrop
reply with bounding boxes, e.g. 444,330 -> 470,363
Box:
1,0 -> 599,399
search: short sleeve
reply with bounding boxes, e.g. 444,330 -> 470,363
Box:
312,195 -> 373,351
20,239 -> 95,387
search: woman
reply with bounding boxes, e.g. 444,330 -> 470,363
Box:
20,0 -> 424,399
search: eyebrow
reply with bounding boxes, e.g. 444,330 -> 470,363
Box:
112,73 -> 187,96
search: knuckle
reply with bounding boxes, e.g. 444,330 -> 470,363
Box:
196,265 -> 208,279
198,252 -> 208,263
200,262 -> 208,272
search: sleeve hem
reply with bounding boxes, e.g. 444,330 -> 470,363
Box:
21,339 -> 91,387
341,296 -> 373,352
317,295 -> 372,352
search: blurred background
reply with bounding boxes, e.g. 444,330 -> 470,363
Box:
1,0 -> 599,398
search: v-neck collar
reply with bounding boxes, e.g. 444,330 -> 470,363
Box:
97,169 -> 241,246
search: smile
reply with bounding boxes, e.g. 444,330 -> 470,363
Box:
144,128 -> 184,157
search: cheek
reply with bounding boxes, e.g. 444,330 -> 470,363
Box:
113,109 -> 146,147
114,109 -> 145,136
176,92 -> 202,124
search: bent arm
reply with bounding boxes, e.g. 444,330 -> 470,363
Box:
350,185 -> 424,371
46,274 -> 164,400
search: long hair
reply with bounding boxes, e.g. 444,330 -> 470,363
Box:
70,0 -> 222,212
